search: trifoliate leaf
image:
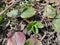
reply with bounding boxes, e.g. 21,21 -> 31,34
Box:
52,19 -> 60,32
27,21 -> 44,34
7,9 -> 20,17
20,7 -> 36,18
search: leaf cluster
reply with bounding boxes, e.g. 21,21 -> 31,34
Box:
27,21 -> 44,34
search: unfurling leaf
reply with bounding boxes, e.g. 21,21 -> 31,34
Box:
27,21 -> 38,32
32,25 -> 38,34
27,21 -> 44,34
6,32 -> 26,45
20,7 -> 36,18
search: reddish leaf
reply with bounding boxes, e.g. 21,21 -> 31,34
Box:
6,32 -> 26,45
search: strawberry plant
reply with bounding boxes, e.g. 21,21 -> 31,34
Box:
27,21 -> 44,34
20,7 -> 36,18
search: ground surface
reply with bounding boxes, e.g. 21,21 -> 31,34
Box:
0,0 -> 60,45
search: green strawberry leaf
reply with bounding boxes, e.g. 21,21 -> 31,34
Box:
27,21 -> 44,34
20,7 -> 36,18
45,5 -> 56,18
52,19 -> 60,32
35,22 -> 44,28
32,25 -> 38,34
7,9 -> 20,17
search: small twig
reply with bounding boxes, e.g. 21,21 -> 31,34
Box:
41,32 -> 46,41
6,20 -> 10,27
23,19 -> 30,24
